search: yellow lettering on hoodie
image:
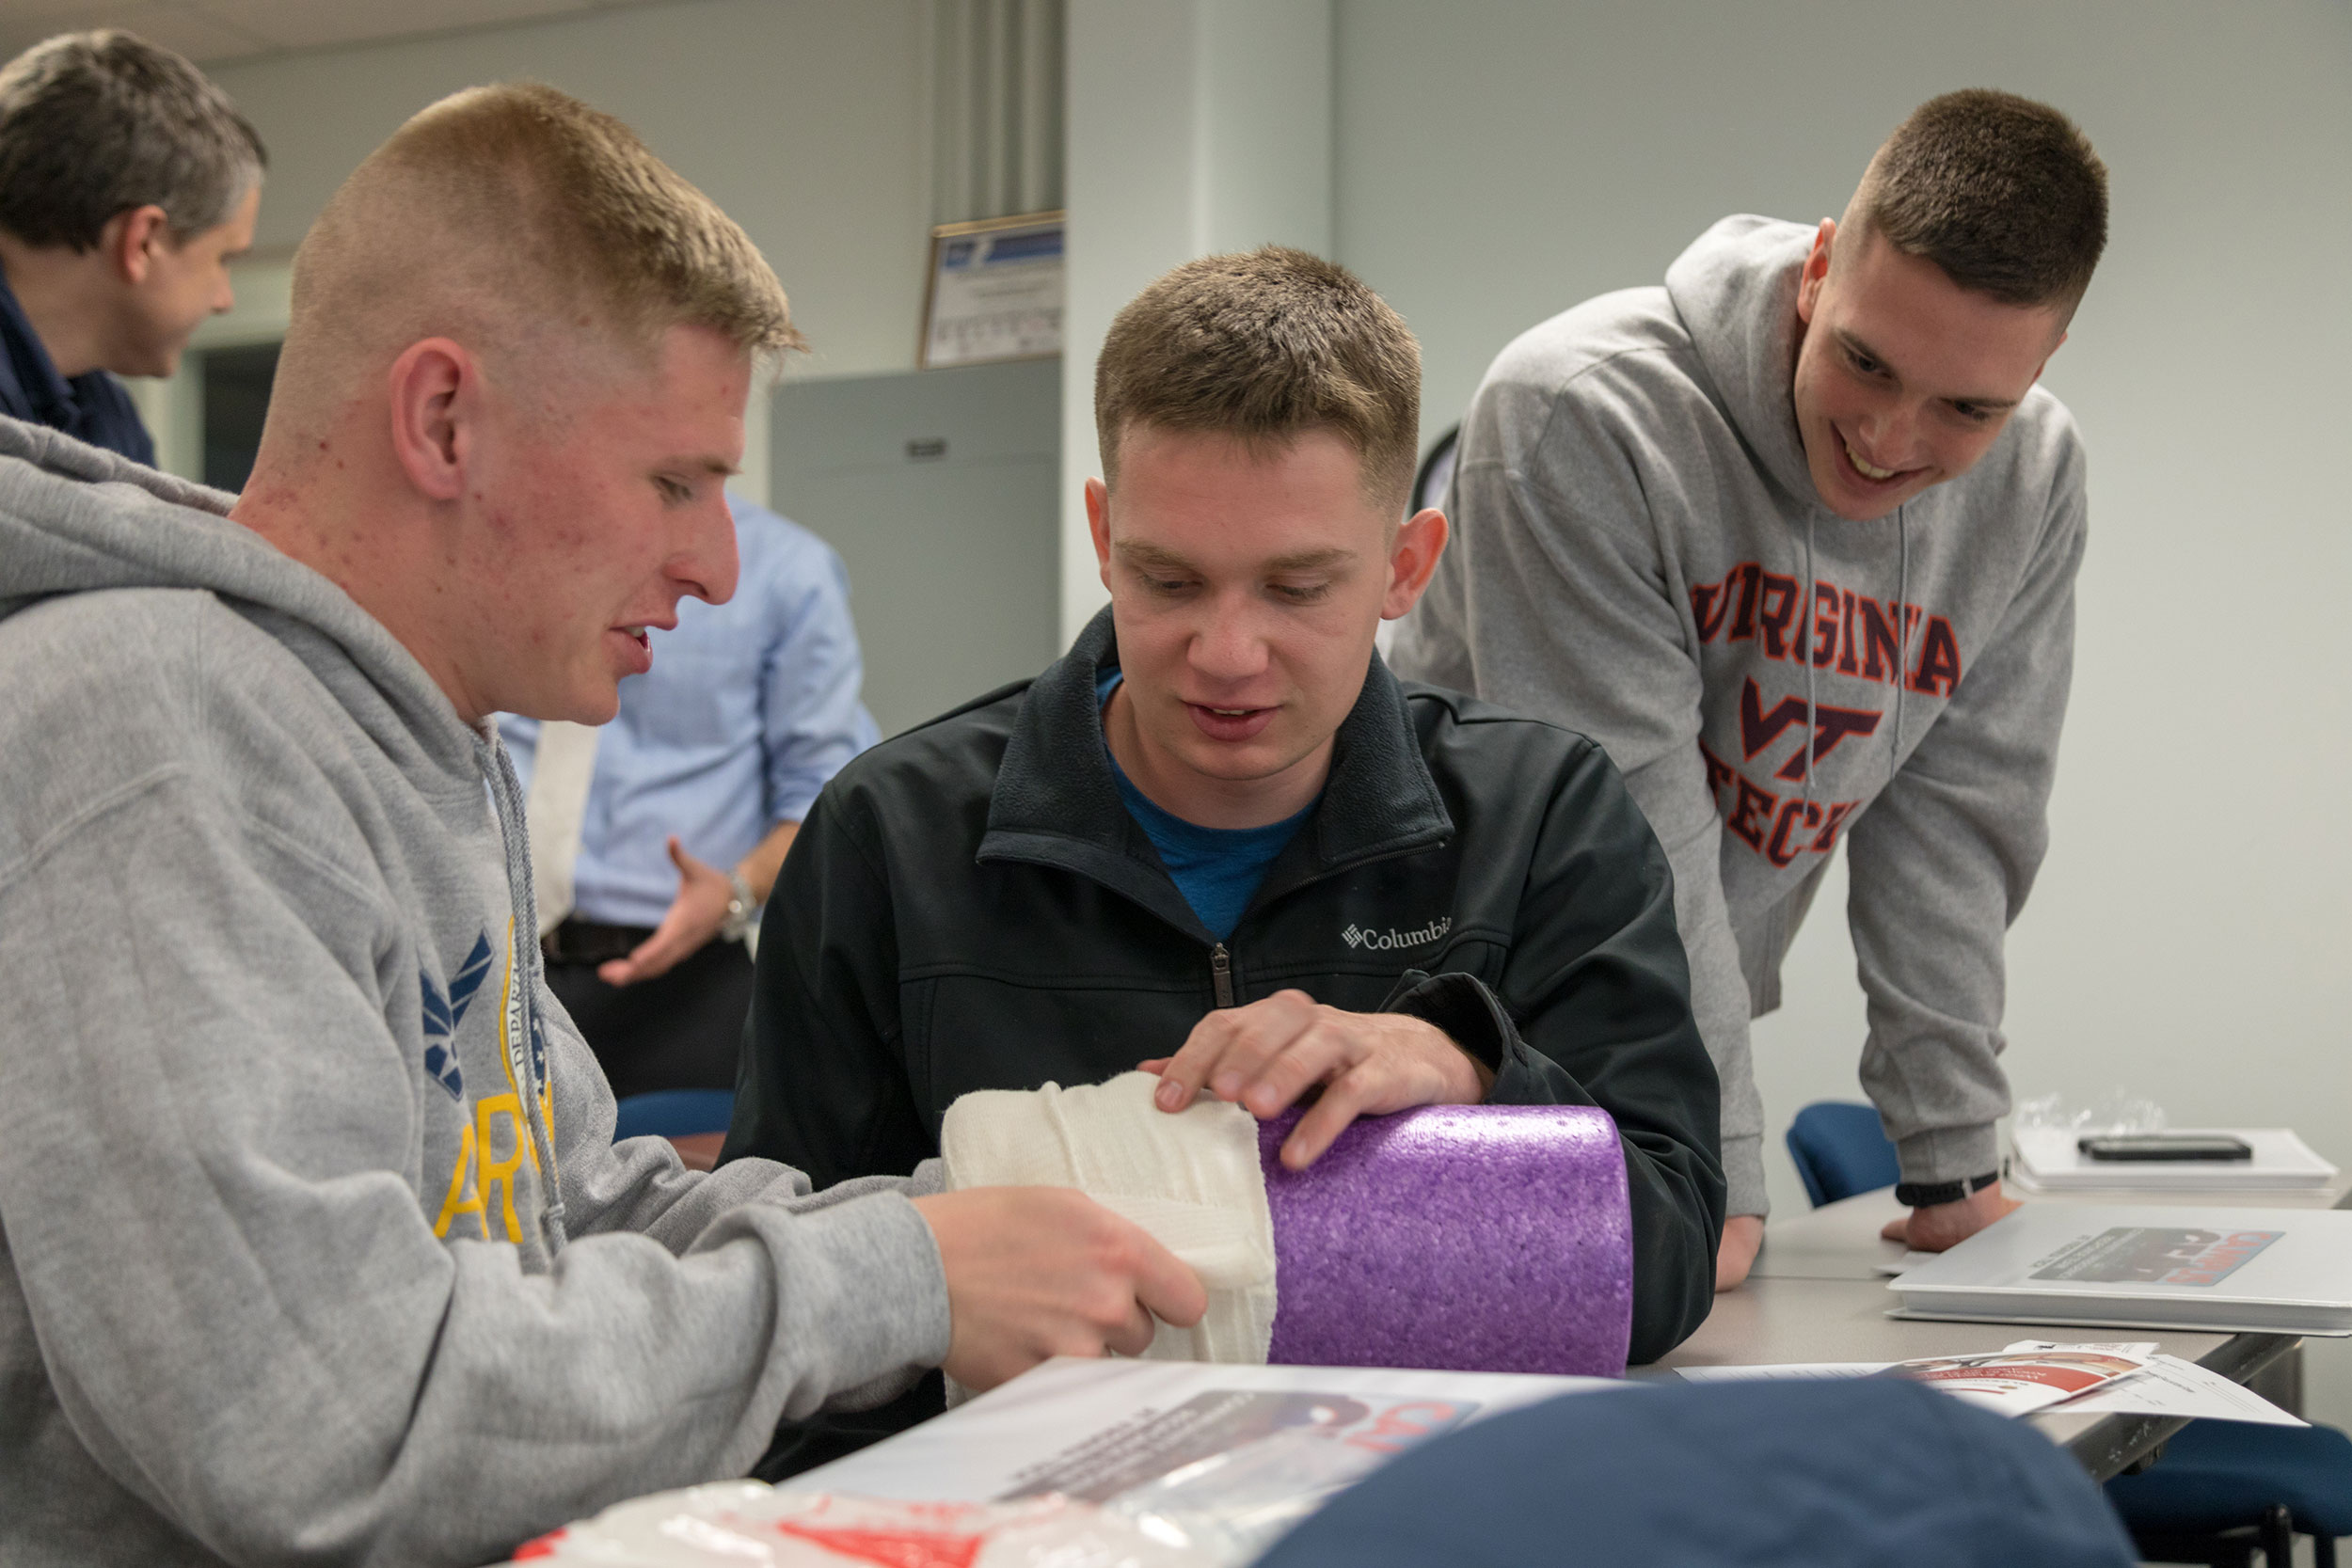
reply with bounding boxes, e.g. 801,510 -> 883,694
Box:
432,1118 -> 486,1240
474,1093 -> 530,1244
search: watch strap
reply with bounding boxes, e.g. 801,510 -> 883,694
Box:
1894,1170 -> 2000,1209
721,869 -> 755,942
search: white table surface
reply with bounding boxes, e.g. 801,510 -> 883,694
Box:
1642,1187 -> 2297,1477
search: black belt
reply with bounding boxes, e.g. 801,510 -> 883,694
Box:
541,917 -> 656,968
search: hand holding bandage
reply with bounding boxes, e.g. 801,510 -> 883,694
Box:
944,1073 -> 1636,1378
911,1185 -> 1207,1393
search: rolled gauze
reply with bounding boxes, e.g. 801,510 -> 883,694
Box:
940,1072 -> 1280,1366
941,1073 -> 1633,1377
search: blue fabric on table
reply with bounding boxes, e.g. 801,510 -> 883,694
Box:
0,270 -> 154,466
2106,1419 -> 2352,1535
501,495 -> 878,927
1256,1378 -> 2137,1568
1095,668 -> 1312,941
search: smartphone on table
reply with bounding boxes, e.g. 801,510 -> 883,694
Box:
2076,1133 -> 2254,1163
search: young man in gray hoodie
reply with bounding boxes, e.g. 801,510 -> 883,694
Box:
1392,90 -> 2108,1286
0,85 -> 1200,1568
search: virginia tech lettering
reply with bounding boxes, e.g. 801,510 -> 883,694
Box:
1692,562 -> 1962,695
1692,562 -> 1966,870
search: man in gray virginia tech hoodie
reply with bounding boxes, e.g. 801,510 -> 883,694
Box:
1393,91 -> 2109,1287
0,86 -> 1201,1568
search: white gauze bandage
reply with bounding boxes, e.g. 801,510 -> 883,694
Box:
940,1071 -> 1277,1366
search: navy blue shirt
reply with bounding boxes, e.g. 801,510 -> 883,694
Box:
1098,668 -> 1314,940
0,265 -> 154,466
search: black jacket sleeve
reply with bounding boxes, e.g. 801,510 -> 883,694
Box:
1393,736 -> 1724,1363
721,790 -> 930,1189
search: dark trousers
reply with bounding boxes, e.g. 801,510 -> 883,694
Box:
543,923 -> 753,1099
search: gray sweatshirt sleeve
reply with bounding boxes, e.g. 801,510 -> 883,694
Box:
0,736 -> 949,1567
1847,468 -> 2087,1187
1397,384 -> 1769,1216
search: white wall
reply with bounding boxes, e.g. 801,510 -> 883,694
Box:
206,0 -> 933,385
1059,0 -> 1334,640
1336,0 -> 2352,1216
1337,0 -> 2352,1425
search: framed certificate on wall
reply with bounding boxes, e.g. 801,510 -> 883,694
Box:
920,210 -> 1064,369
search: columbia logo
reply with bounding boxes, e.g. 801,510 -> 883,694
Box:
1342,916 -> 1452,952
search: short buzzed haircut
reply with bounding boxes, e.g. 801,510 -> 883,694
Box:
0,29 -> 264,252
1849,89 -> 2108,312
277,81 -> 798,426
1096,246 -> 1422,513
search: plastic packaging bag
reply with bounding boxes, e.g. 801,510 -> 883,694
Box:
508,1484 -> 1216,1567
2013,1090 -> 2167,1138
1101,1421 -> 1397,1560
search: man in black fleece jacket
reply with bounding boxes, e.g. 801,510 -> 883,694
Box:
725,248 -> 1724,1371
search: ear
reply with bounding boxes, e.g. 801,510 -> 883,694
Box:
105,205 -> 172,285
385,339 -> 473,503
1085,477 -> 1114,589
1796,217 -> 1837,325
1381,508 -> 1450,620
2032,328 -> 2069,387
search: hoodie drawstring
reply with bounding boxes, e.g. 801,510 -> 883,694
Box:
1893,504 -> 1909,786
479,732 -> 570,1255
1811,503 -> 1909,809
1803,515 -> 1818,816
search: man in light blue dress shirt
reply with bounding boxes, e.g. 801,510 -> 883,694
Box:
501,493 -> 878,1098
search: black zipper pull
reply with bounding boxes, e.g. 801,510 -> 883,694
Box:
1210,942 -> 1234,1008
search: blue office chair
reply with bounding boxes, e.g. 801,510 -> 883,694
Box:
2107,1416 -> 2352,1567
1784,1100 -> 1899,1207
612,1087 -> 736,1142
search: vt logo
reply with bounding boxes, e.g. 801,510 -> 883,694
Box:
1738,676 -> 1882,782
420,931 -> 494,1100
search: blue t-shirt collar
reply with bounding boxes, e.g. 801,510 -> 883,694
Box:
1096,666 -> 1316,940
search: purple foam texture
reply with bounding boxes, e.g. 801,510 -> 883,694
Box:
1257,1103 -> 1631,1376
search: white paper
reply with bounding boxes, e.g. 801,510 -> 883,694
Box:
2012,1128 -> 2337,1190
1886,1205 -> 2352,1335
2000,1341 -> 2309,1426
1675,1340 -> 2303,1426
1675,1362 -> 1888,1384
795,1358 -> 1618,1504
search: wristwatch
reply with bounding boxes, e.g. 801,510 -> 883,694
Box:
1894,1171 -> 2000,1209
721,869 -> 756,942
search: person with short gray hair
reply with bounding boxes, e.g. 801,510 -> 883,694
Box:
0,29 -> 265,465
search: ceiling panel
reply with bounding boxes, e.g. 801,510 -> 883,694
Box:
0,3 -> 271,66
193,0 -> 600,54
0,0 -> 651,65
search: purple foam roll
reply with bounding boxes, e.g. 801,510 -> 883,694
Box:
1257,1103 -> 1631,1376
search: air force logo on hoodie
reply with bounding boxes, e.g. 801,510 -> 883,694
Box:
419,930 -> 495,1098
